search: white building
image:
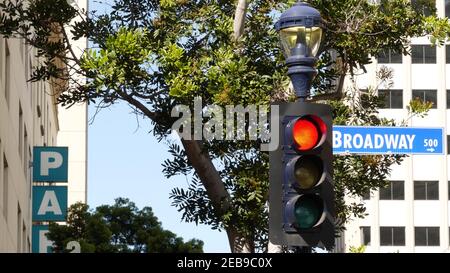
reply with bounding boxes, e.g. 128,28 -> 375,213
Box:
344,0 -> 450,253
57,0 -> 88,206
0,0 -> 87,252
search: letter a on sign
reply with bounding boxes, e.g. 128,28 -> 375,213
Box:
33,147 -> 68,182
38,191 -> 62,215
33,186 -> 67,221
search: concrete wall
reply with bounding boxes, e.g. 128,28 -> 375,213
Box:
0,37 -> 59,252
57,0 -> 89,206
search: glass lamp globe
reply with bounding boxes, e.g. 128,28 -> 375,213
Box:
279,26 -> 322,58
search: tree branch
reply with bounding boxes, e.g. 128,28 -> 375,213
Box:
116,89 -> 159,121
59,22 -> 82,66
310,72 -> 346,102
310,56 -> 348,102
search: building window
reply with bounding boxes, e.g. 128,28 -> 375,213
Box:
28,147 -> 32,199
447,181 -> 450,201
448,181 -> 450,201
361,226 -> 371,246
362,190 -> 370,200
411,0 -> 435,17
380,181 -> 404,200
447,136 -> 450,154
19,104 -> 23,160
37,82 -> 42,118
0,38 -> 3,83
414,181 -> 439,200
446,0 -> 450,18
17,204 -> 22,252
26,57 -> 32,93
412,89 -> 437,109
412,45 -> 436,64
415,227 -> 440,246
46,105 -> 49,140
23,127 -> 28,175
5,41 -> 10,106
447,90 -> 450,108
19,38 -> 24,64
0,140 -> 2,215
378,89 -> 403,109
380,227 -> 405,246
377,49 -> 402,64
446,46 -> 450,64
3,154 -> 8,220
25,55 -> 29,86
22,222 -> 26,252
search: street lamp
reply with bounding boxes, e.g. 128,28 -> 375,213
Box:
276,1 -> 323,101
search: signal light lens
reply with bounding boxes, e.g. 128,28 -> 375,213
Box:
292,115 -> 326,151
293,194 -> 324,229
294,155 -> 324,189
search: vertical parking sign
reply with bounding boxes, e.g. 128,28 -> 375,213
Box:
33,147 -> 68,182
32,146 -> 69,253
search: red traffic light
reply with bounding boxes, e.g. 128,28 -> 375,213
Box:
269,102 -> 335,248
291,115 -> 326,151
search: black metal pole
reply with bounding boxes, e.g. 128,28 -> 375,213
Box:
286,54 -> 317,102
294,246 -> 312,253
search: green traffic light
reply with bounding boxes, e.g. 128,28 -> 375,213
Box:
293,194 -> 324,229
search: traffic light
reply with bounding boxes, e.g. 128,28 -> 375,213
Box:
269,102 -> 334,249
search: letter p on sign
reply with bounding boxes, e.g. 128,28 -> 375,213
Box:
33,147 -> 68,182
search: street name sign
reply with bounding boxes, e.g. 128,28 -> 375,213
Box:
333,126 -> 444,155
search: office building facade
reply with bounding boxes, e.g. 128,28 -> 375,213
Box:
0,0 -> 87,252
344,0 -> 450,253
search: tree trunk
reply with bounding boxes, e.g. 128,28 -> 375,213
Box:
226,227 -> 253,253
229,0 -> 257,252
181,139 -> 230,213
181,139 -> 256,252
180,139 -> 241,252
233,0 -> 248,41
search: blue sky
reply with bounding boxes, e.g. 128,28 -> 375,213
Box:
85,0 -> 233,253
87,102 -> 230,252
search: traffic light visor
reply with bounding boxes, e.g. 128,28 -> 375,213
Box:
292,115 -> 326,151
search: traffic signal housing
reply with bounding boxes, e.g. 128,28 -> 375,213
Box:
269,102 -> 335,249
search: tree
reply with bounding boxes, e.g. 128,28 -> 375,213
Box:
1,0 -> 448,252
46,198 -> 204,253
348,245 -> 366,253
